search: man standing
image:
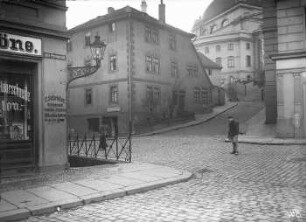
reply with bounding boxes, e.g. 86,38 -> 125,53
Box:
227,116 -> 239,155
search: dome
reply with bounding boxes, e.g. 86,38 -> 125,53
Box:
203,0 -> 262,22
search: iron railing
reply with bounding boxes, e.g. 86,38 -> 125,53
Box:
68,134 -> 132,162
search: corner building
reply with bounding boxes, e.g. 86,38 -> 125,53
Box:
263,0 -> 306,138
0,1 -> 69,174
67,5 -> 213,136
192,0 -> 263,85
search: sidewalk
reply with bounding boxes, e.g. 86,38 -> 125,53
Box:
0,162 -> 192,221
138,102 -> 238,136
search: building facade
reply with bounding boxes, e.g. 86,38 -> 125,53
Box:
67,4 -> 213,136
192,0 -> 263,87
263,0 -> 306,138
0,0 -> 69,175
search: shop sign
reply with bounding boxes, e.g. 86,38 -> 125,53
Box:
43,52 -> 66,60
44,95 -> 66,123
0,32 -> 41,56
107,106 -> 120,112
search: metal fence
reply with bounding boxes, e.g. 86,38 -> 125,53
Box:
68,134 -> 132,162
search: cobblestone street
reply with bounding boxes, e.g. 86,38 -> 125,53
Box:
20,103 -> 306,222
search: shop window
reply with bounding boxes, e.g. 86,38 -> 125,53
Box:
110,85 -> 118,104
85,32 -> 91,47
87,118 -> 99,132
0,74 -> 33,141
109,55 -> 117,72
169,34 -> 176,50
85,88 -> 92,105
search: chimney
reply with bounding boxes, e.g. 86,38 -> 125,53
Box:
159,0 -> 165,23
141,0 -> 147,13
108,7 -> 115,14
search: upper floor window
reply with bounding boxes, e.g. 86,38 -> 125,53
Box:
216,57 -> 222,66
205,46 -> 209,54
210,24 -> 217,34
146,55 -> 160,74
109,55 -> 117,72
227,56 -> 235,68
171,61 -> 178,77
221,19 -> 229,27
67,39 -> 72,52
216,45 -> 221,52
228,43 -> 234,51
85,88 -> 92,105
145,26 -> 159,44
110,85 -> 118,104
246,42 -> 251,50
187,65 -> 198,77
85,32 -> 91,47
194,87 -> 201,103
200,27 -> 207,36
246,55 -> 251,67
169,34 -> 176,50
109,22 -> 116,33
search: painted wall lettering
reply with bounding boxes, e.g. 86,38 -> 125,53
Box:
0,32 -> 41,56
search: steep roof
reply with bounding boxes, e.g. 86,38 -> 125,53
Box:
203,0 -> 262,22
69,6 -> 194,38
198,52 -> 222,70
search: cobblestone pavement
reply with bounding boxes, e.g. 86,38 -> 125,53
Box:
20,103 -> 306,222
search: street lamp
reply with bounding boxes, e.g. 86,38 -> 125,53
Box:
67,33 -> 107,86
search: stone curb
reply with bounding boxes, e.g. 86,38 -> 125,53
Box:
225,137 -> 306,145
137,103 -> 238,137
0,171 -> 193,221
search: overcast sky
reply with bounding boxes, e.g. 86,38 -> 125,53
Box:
66,0 -> 214,33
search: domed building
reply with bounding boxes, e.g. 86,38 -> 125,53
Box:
192,0 -> 263,91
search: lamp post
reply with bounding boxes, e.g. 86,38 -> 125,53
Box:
66,33 -> 106,154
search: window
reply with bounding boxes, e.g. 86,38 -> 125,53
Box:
246,42 -> 251,50
85,89 -> 92,105
201,88 -> 209,104
169,34 -> 176,50
205,47 -> 209,54
227,56 -> 235,68
109,22 -> 116,32
85,32 -> 91,47
145,56 -> 152,72
210,24 -> 217,34
246,55 -> 251,67
145,26 -> 159,44
216,57 -> 222,66
110,85 -> 118,104
153,87 -> 161,104
110,55 -> 117,71
194,87 -> 200,103
221,19 -> 229,27
187,65 -> 198,77
216,45 -> 221,52
146,86 -> 161,109
200,27 -> 207,36
87,118 -> 99,132
67,39 -> 72,52
146,55 -> 159,74
228,43 -> 234,51
208,69 -> 212,76
171,62 -> 178,77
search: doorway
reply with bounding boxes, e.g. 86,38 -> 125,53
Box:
102,116 -> 118,137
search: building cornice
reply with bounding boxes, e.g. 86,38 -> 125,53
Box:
0,20 -> 69,40
271,51 -> 306,61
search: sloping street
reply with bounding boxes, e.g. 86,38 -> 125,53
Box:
20,102 -> 306,222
